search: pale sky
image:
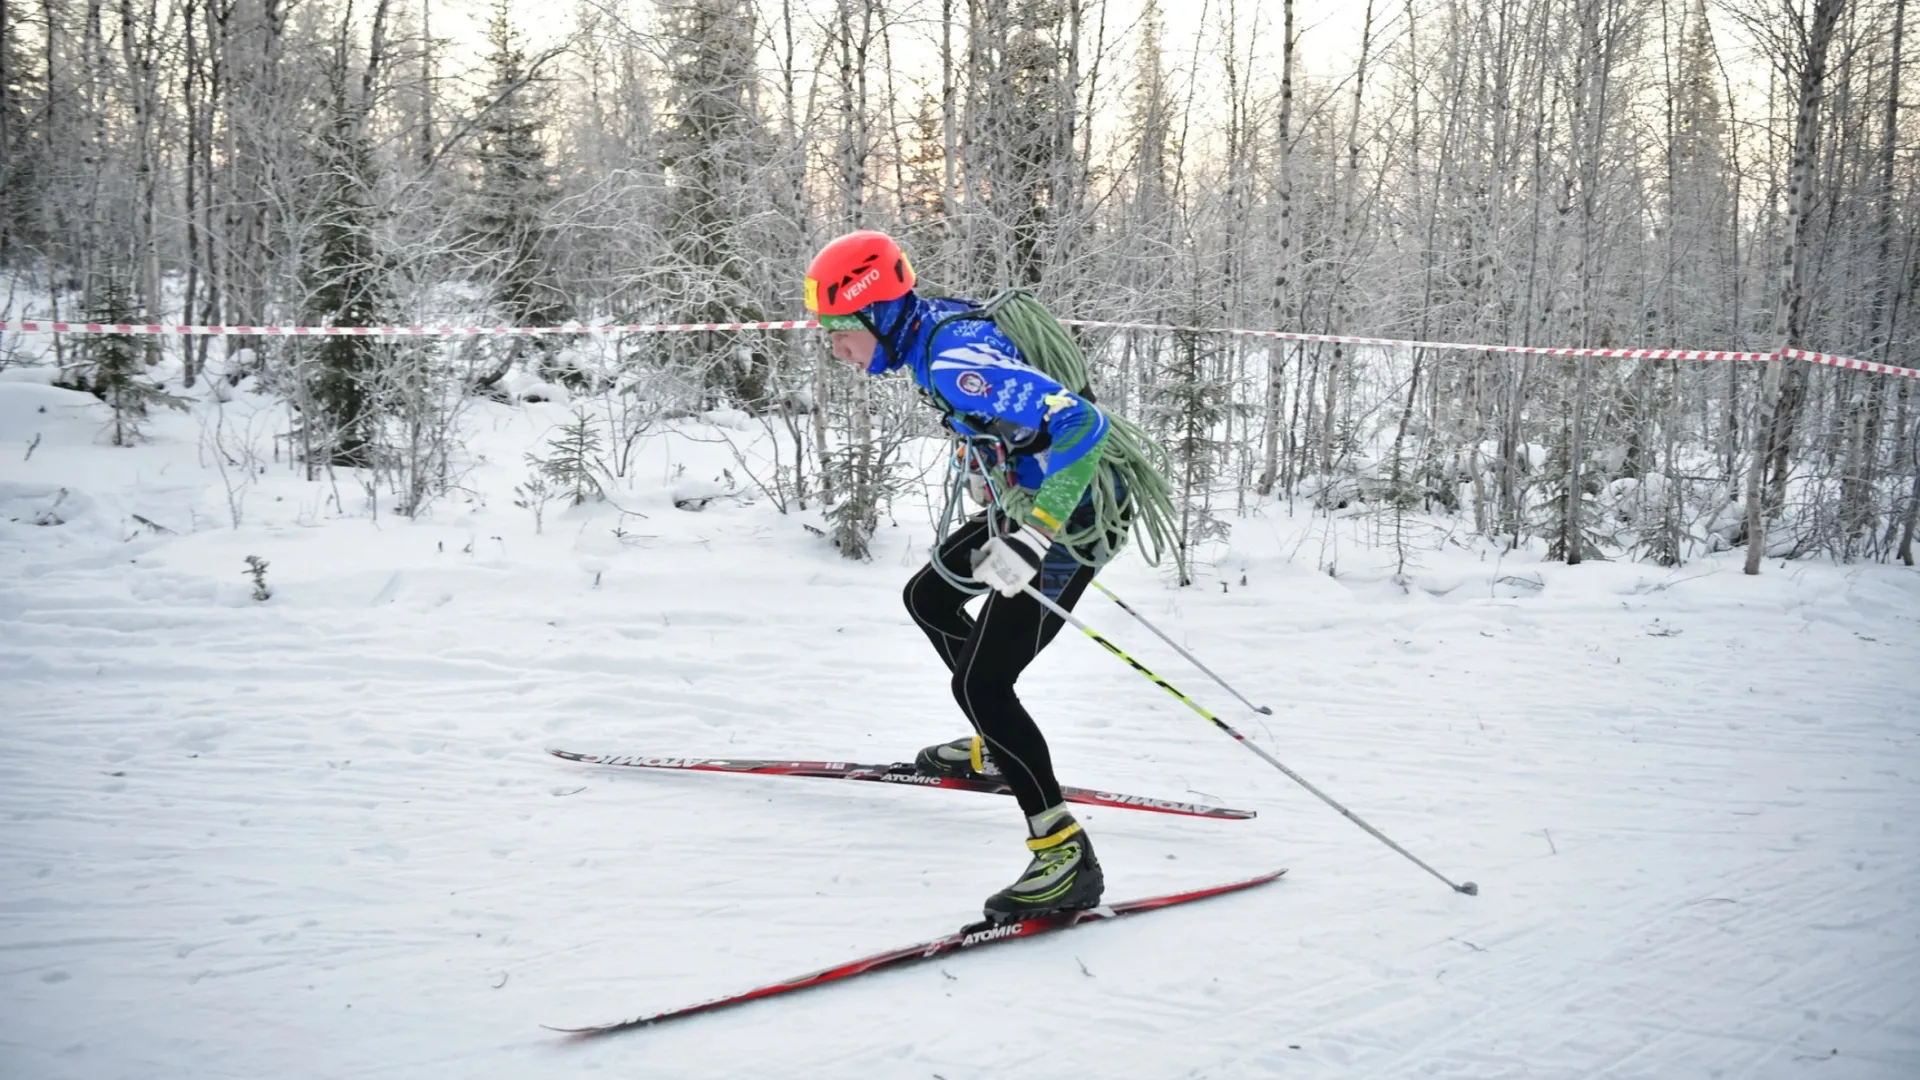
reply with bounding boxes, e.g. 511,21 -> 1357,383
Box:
425,0 -> 1377,173
435,0 -> 1375,93
430,0 -> 1771,164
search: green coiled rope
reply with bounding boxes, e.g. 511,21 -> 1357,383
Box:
972,290 -> 1182,573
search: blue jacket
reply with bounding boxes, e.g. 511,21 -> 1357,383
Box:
863,292 -> 1109,532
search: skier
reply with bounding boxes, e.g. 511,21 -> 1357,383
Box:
803,230 -> 1135,922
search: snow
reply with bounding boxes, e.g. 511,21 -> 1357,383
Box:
2,376 -> 1917,1079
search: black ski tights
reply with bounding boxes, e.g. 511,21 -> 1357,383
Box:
903,515 -> 1098,819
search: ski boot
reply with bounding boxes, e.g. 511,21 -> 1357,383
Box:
915,734 -> 1001,781
982,803 -> 1105,923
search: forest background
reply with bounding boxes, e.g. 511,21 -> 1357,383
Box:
1,0 -> 1914,580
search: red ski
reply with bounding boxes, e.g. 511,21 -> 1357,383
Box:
547,748 -> 1254,821
545,868 -> 1285,1036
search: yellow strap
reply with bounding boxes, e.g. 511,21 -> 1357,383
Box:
969,735 -> 985,774
1026,820 -> 1083,851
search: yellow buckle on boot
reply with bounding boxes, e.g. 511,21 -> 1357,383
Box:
1026,820 -> 1083,851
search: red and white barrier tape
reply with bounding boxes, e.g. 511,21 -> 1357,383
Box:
3,317 -> 1914,379
1778,348 -> 1920,380
1057,319 -> 1920,379
1059,319 -> 1778,362
0,319 -> 816,336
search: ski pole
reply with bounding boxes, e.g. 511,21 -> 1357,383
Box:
1090,580 -> 1274,716
1020,582 -> 1479,897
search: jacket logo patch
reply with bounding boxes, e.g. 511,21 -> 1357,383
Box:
957,371 -> 991,396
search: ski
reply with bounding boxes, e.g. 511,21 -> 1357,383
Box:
547,748 -> 1255,821
545,868 -> 1285,1037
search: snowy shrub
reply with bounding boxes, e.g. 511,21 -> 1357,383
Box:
58,281 -> 187,446
700,406 -> 755,432
527,409 -> 606,506
673,472 -> 744,512
244,556 -> 272,601
512,471 -> 555,534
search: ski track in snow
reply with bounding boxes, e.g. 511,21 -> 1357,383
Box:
2,385 -> 1918,1079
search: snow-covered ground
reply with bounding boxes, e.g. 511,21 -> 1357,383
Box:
3,370 -> 1917,1079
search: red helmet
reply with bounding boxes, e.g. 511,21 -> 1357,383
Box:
804,231 -> 915,326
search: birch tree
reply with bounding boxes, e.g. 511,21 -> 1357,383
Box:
1743,0 -> 1847,575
